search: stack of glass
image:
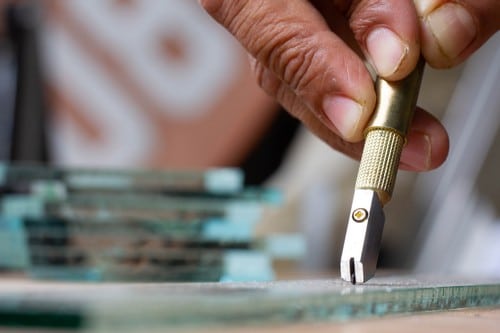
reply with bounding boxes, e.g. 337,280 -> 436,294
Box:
0,163 -> 303,282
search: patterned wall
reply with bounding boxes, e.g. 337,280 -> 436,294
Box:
41,0 -> 276,167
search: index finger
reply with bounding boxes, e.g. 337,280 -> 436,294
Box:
200,0 -> 376,142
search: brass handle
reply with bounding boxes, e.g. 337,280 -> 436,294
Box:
355,58 -> 425,205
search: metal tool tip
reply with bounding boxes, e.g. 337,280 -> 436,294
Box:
349,257 -> 356,285
340,190 -> 385,284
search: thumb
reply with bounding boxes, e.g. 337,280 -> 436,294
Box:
348,0 -> 421,81
414,0 -> 500,68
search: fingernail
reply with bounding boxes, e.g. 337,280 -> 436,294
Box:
426,3 -> 476,59
401,131 -> 431,170
323,96 -> 363,140
366,27 -> 408,77
413,0 -> 436,16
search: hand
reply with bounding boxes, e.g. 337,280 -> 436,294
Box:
200,0 -> 500,171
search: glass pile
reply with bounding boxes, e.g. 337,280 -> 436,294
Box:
0,163 -> 303,282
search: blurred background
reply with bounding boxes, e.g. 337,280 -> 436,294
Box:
0,0 -> 498,277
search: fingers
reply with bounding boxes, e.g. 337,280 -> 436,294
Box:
348,0 -> 421,80
413,0 -> 500,68
200,0 -> 452,169
200,0 -> 376,142
252,55 -> 449,171
249,56 -> 366,159
400,108 -> 449,171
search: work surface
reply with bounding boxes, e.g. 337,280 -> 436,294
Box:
1,275 -> 500,332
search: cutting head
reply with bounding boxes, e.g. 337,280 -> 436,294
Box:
340,189 -> 385,284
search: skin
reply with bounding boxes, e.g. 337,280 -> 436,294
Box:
200,0 -> 500,171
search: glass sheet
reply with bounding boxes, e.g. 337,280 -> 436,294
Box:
27,249 -> 275,282
0,275 -> 499,331
2,194 -> 266,222
0,163 -> 244,194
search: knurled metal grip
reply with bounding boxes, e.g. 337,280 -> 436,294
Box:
355,130 -> 404,205
355,58 -> 425,205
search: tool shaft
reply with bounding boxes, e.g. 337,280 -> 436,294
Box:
356,58 -> 425,205
341,59 -> 426,284
355,130 -> 404,205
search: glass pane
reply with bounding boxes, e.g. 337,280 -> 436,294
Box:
1,276 -> 499,331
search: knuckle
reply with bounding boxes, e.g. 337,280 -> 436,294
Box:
250,58 -> 281,96
255,26 -> 327,94
281,38 -> 320,91
203,1 -> 338,99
